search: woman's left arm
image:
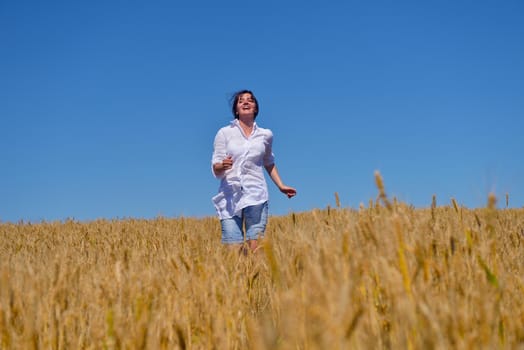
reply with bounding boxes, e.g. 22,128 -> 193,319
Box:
265,164 -> 297,198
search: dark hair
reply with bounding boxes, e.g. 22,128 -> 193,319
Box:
231,90 -> 259,119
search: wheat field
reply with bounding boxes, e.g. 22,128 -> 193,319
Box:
1,178 -> 523,349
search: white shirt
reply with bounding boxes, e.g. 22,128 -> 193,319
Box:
211,119 -> 275,219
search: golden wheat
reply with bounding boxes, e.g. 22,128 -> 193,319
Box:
1,186 -> 523,349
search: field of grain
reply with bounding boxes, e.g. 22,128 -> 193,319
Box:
1,179 -> 524,349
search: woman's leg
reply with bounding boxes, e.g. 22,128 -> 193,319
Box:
244,202 -> 269,253
220,216 -> 244,247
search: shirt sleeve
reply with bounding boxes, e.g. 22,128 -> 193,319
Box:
211,129 -> 227,178
263,130 -> 275,167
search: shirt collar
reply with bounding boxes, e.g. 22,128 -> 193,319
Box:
231,119 -> 258,130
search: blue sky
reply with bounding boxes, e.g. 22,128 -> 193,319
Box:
1,0 -> 523,222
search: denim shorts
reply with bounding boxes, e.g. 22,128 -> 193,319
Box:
220,201 -> 268,244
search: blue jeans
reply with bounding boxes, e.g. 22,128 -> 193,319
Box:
220,202 -> 268,244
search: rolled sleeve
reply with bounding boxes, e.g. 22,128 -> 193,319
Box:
263,131 -> 275,166
212,130 -> 227,178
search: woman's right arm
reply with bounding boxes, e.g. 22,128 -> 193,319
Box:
212,130 -> 232,178
213,156 -> 233,178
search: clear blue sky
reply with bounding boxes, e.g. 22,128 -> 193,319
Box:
1,1 -> 523,222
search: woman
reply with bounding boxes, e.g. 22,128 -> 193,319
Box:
212,90 -> 296,252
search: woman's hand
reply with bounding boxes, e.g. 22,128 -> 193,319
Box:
279,185 -> 297,198
213,155 -> 233,177
221,155 -> 233,170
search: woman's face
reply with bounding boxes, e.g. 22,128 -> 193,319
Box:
236,93 -> 257,119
